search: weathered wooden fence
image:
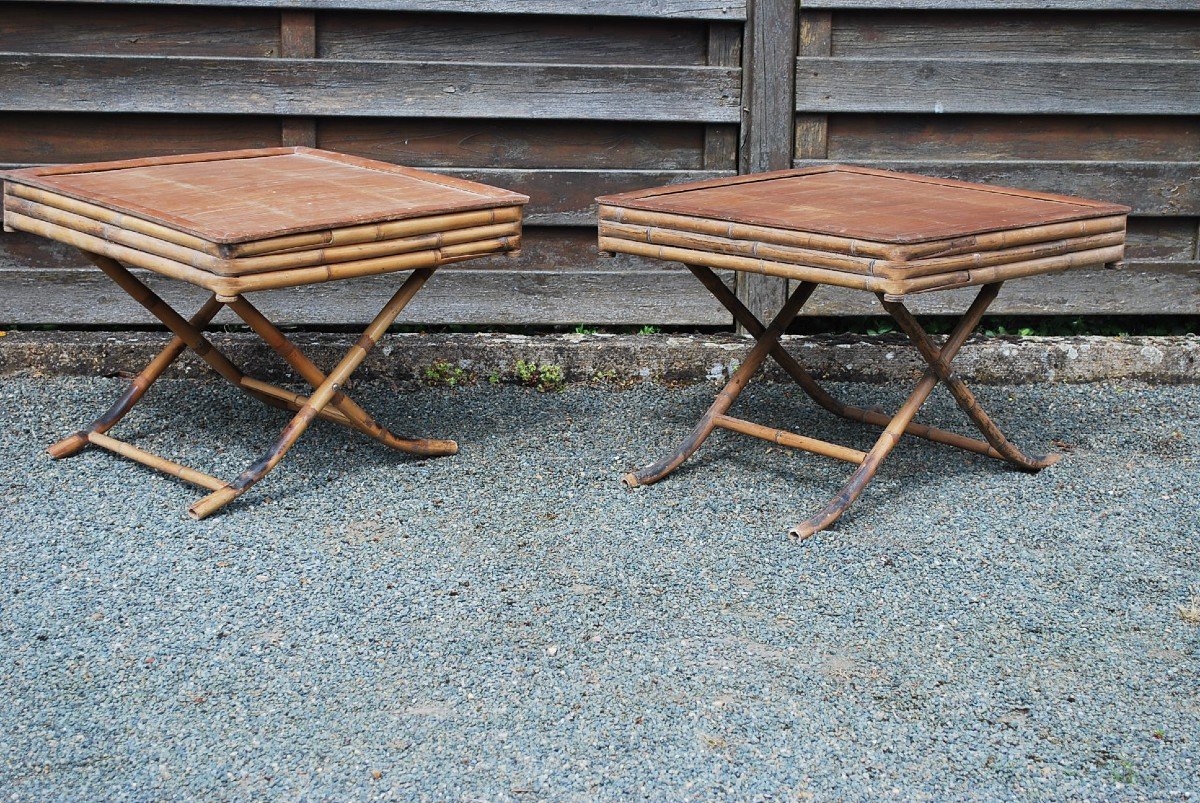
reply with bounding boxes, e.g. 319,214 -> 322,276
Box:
1,0 -> 1196,327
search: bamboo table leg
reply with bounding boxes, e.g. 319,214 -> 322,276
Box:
47,295 -> 223,459
788,283 -> 1009,539
188,268 -> 433,519
629,266 -> 1062,541
55,250 -> 454,519
623,279 -> 818,486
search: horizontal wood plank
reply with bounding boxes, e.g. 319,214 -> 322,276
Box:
792,159 -> 1200,216
792,262 -> 1200,315
822,114 -> 1200,162
22,0 -> 747,20
317,11 -> 709,65
0,2 -> 281,57
0,267 -> 733,326
0,55 -> 742,122
318,118 -> 708,170
0,113 -> 283,164
831,10 -> 1200,59
802,1 -> 1193,9
437,169 -> 731,225
796,57 -> 1200,115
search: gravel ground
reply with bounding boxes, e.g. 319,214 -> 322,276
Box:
1,375 -> 1197,801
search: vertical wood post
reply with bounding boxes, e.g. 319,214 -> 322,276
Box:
738,0 -> 798,328
280,10 -> 318,147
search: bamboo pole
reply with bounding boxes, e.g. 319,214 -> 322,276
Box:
882,297 -> 1061,472
87,432 -> 226,491
789,283 -> 1002,540
8,184 -> 220,253
684,263 -> 1009,461
226,206 -> 522,257
47,295 -> 225,459
228,295 -> 458,457
712,414 -> 867,464
602,220 -> 1125,280
7,212 -> 516,294
188,267 -> 438,520
598,234 -> 884,292
11,195 -> 520,276
623,280 -> 818,488
600,204 -> 1124,261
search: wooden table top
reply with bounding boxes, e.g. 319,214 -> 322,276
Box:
597,165 -> 1129,245
2,147 -> 528,245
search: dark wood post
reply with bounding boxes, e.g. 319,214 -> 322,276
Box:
738,0 -> 798,327
280,10 -> 318,147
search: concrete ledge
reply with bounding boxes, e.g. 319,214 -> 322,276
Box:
0,330 -> 1197,384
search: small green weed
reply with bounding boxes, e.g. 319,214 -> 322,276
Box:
514,360 -> 566,392
422,359 -> 472,388
573,325 -> 599,335
636,325 -> 661,335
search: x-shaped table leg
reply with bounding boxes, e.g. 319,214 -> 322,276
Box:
625,266 -> 1061,540
50,251 -> 456,519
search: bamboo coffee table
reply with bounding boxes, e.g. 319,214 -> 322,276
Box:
2,147 -> 526,519
597,165 -> 1128,539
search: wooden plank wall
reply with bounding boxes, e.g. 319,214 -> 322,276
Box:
0,0 -> 1196,326
794,0 -> 1200,315
0,0 -> 744,326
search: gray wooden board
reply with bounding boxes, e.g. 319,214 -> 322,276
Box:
792,159 -> 1200,216
790,262 -> 1200,316
800,1 -> 1196,9
316,12 -> 710,65
738,0 -> 798,324
0,268 -> 735,326
4,0 -> 747,19
795,57 -> 1200,115
828,10 -> 1200,60
1,263 -> 1195,323
0,55 -> 742,122
437,169 -> 733,225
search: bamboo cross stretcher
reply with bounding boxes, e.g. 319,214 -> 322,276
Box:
598,165 -> 1130,539
3,147 -> 527,518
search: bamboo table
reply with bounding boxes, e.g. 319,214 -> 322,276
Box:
597,165 -> 1129,539
2,147 -> 526,519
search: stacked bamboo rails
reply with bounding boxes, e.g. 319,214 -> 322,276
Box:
598,166 -> 1128,298
2,147 -> 528,295
0,147 -> 529,518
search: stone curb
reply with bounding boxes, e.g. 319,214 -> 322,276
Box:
0,330 -> 1197,385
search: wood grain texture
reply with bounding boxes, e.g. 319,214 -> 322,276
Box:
0,2 -> 280,56
25,0 -> 747,19
0,114 -> 283,165
795,57 -> 1200,115
824,114 -> 1200,162
831,10 -> 1200,59
279,10 -> 318,148
318,12 -> 708,65
0,267 -> 734,326
317,119 -> 707,170
788,262 -> 1200,316
436,169 -> 732,226
802,1 -> 1195,9
792,160 -> 1200,216
738,0 -> 797,324
704,22 -> 743,170
0,55 -> 742,122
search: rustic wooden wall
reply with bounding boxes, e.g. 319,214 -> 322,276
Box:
792,0 -> 1200,316
0,0 -> 1196,326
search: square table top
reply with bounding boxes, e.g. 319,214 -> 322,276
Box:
597,165 -> 1129,245
2,147 -> 528,245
